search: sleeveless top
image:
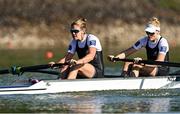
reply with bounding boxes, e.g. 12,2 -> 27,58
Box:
76,35 -> 104,78
146,37 -> 169,75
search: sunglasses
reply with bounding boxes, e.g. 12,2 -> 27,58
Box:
146,32 -> 155,36
70,29 -> 80,33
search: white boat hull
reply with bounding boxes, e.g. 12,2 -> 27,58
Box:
0,76 -> 180,95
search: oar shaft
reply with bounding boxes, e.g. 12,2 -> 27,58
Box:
0,69 -> 9,74
0,63 -> 67,75
21,63 -> 66,72
113,58 -> 180,67
21,64 -> 51,72
21,63 -> 67,72
142,60 -> 180,67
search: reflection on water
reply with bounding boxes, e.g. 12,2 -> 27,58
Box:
0,90 -> 180,113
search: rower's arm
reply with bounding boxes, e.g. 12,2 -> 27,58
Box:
156,53 -> 166,61
115,47 -> 137,59
58,52 -> 74,63
76,47 -> 96,64
144,53 -> 166,67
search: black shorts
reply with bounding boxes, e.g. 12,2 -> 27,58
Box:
77,67 -> 104,79
156,66 -> 169,76
93,67 -> 104,78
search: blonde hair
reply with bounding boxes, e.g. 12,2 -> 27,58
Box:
148,17 -> 160,27
71,18 -> 87,32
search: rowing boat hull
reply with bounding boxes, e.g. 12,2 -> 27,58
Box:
0,76 -> 180,95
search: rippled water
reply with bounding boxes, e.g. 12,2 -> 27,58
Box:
0,90 -> 180,113
0,67 -> 180,113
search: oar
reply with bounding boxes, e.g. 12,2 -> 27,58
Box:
0,69 -> 9,74
112,58 -> 180,67
0,63 -> 67,75
28,69 -> 60,75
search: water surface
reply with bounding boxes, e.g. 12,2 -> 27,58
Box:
0,90 -> 180,113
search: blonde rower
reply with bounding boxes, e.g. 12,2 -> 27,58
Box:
108,17 -> 169,77
50,18 -> 104,79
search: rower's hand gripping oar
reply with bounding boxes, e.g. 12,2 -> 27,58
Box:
62,59 -> 83,67
107,55 -> 116,62
69,59 -> 78,66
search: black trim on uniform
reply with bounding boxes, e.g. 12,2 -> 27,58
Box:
76,35 -> 104,78
145,37 -> 169,76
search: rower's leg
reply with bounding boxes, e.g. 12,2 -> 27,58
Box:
121,62 -> 132,77
131,67 -> 140,77
122,62 -> 132,71
59,65 -> 70,79
144,67 -> 157,76
67,69 -> 78,79
67,63 -> 96,79
139,66 -> 157,77
131,64 -> 144,77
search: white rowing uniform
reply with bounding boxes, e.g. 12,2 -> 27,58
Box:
68,34 -> 102,54
133,35 -> 169,55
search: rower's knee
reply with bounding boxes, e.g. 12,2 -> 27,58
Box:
123,62 -> 132,71
130,70 -> 139,77
130,64 -> 141,77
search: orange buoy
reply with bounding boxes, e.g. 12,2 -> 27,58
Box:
45,51 -> 54,59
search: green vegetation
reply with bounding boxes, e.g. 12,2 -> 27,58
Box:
158,0 -> 180,11
0,0 -> 179,26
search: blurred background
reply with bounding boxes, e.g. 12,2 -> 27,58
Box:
0,0 -> 179,67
